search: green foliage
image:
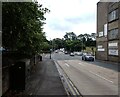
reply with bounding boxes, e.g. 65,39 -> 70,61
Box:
2,2 -> 50,56
78,33 -> 96,47
53,32 -> 96,52
64,32 -> 77,40
52,38 -> 64,50
41,42 -> 50,52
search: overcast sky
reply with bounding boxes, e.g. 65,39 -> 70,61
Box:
38,0 -> 100,40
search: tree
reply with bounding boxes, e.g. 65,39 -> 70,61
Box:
78,33 -> 96,47
2,2 -> 50,56
64,32 -> 77,40
52,38 -> 64,50
91,33 -> 96,40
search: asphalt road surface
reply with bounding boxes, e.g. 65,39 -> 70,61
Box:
50,51 -> 118,96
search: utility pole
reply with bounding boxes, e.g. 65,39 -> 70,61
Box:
82,38 -> 83,52
50,38 -> 52,59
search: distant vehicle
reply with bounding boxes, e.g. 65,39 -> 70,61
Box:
64,51 -> 68,54
82,53 -> 94,61
55,50 -> 58,53
78,52 -> 83,56
74,52 -> 83,56
74,52 -> 78,55
70,52 -> 74,56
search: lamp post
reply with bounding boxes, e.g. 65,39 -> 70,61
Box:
50,38 -> 52,59
50,50 -> 51,59
82,38 -> 83,52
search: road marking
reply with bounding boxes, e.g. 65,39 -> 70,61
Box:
65,63 -> 70,67
79,63 -> 86,66
55,61 -> 81,96
89,70 -> 114,83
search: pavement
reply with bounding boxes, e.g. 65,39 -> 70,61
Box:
25,57 -> 67,96
2,56 -> 68,97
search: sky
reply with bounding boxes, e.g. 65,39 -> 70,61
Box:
38,0 -> 100,40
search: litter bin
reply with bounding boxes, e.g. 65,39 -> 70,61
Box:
9,61 -> 25,90
39,55 -> 42,61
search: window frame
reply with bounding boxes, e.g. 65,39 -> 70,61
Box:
108,28 -> 118,40
108,8 -> 119,22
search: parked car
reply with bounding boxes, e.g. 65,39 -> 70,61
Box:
82,53 -> 94,61
64,51 -> 68,54
74,52 -> 82,56
70,52 -> 74,56
55,50 -> 58,53
77,52 -> 83,56
74,52 -> 78,55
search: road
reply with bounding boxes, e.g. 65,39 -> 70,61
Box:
50,51 -> 118,96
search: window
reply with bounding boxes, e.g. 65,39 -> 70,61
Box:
104,24 -> 107,37
108,9 -> 118,22
108,28 -> 118,40
98,31 -> 103,37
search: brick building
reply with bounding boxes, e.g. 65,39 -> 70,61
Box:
96,1 -> 120,63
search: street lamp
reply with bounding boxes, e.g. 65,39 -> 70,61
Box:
50,38 -> 52,59
82,38 -> 83,52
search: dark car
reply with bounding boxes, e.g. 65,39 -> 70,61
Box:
82,53 -> 94,61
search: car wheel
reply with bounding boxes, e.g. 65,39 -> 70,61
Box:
92,59 -> 94,61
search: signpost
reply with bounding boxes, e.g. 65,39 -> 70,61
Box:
50,49 -> 52,59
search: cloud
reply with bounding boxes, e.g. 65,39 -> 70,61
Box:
38,0 -> 100,40
64,13 -> 96,25
48,19 -> 72,31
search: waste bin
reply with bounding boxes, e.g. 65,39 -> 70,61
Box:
9,61 -> 25,90
39,55 -> 42,61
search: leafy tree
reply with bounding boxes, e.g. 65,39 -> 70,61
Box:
73,40 -> 82,51
52,38 -> 64,50
64,32 -> 77,40
2,2 -> 50,56
78,33 -> 96,47
41,42 -> 50,52
52,32 -> 96,52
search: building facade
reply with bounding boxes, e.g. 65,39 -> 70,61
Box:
96,2 -> 120,63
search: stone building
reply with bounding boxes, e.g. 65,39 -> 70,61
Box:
96,1 -> 120,63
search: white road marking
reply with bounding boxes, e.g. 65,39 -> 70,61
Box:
89,70 -> 114,83
65,63 -> 70,67
79,63 -> 86,66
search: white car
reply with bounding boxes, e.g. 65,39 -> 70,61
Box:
82,53 -> 94,61
55,50 -> 58,53
70,52 -> 74,56
74,52 -> 83,56
77,52 -> 83,56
